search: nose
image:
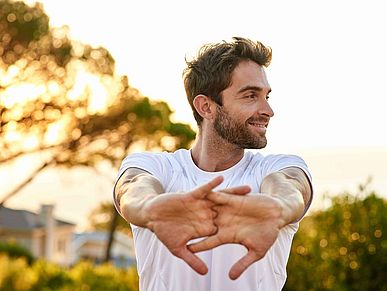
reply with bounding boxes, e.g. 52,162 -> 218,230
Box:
259,98 -> 274,118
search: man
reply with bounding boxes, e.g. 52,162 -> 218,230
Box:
113,37 -> 313,291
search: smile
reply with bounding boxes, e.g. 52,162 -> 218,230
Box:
248,122 -> 267,128
247,122 -> 268,135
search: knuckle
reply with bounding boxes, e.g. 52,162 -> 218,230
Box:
253,248 -> 267,260
217,234 -> 227,244
200,211 -> 212,221
214,215 -> 226,226
170,247 -> 182,258
198,223 -> 217,235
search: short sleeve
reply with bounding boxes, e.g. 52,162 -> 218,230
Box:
259,154 -> 314,220
112,152 -> 172,214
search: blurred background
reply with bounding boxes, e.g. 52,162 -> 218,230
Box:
0,0 -> 386,290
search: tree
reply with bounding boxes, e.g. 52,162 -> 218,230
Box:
0,0 -> 195,195
284,185 -> 387,291
88,202 -> 131,234
0,0 -> 195,260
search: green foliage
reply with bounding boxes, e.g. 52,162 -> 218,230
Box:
0,1 -> 49,61
0,255 -> 139,291
0,255 -> 36,290
0,0 -> 196,199
0,0 -> 196,271
0,0 -> 196,169
29,260 -> 74,291
69,261 -> 138,291
0,241 -> 34,265
284,189 -> 387,291
1,190 -> 386,290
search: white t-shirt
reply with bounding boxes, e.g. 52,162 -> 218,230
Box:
114,149 -> 313,291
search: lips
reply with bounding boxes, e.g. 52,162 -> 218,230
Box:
247,117 -> 269,135
247,122 -> 267,128
247,115 -> 269,127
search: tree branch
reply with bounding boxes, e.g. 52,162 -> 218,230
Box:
0,157 -> 56,206
0,145 -> 60,164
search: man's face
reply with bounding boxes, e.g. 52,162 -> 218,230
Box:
213,60 -> 274,149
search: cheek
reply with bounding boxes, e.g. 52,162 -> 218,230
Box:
223,104 -> 255,123
237,107 -> 256,121
227,111 -> 246,124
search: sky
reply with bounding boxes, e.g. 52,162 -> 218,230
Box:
33,0 -> 387,152
3,0 -> 387,229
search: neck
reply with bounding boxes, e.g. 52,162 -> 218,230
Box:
191,128 -> 245,172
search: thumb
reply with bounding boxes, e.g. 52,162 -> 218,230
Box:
220,185 -> 251,195
191,176 -> 224,199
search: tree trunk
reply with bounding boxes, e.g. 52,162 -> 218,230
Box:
104,207 -> 119,263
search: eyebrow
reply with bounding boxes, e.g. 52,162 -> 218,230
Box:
237,85 -> 272,94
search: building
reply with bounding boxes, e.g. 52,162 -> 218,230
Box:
0,204 -> 75,266
71,231 -> 136,268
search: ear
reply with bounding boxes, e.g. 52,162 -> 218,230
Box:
193,94 -> 216,121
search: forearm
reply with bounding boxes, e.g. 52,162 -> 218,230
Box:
260,167 -> 311,226
115,169 -> 164,228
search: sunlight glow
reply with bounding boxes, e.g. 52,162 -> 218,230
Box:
4,131 -> 22,143
87,75 -> 109,114
47,80 -> 61,96
66,66 -> 109,114
44,114 -> 72,145
1,83 -> 46,108
23,134 -> 40,150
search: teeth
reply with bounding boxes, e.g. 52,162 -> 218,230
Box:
249,123 -> 265,128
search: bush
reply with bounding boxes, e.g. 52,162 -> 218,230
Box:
29,260 -> 74,291
0,255 -> 37,291
0,255 -> 139,291
69,261 -> 139,291
0,241 -> 35,265
284,191 -> 387,291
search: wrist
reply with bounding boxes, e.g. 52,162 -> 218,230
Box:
140,194 -> 158,231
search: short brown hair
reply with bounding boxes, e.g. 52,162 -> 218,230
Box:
183,37 -> 272,125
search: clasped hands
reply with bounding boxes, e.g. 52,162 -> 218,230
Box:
144,176 -> 285,280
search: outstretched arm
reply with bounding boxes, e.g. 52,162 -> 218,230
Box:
115,168 -> 249,275
116,168 -> 222,274
115,168 -> 165,228
115,168 -> 163,227
189,167 -> 312,279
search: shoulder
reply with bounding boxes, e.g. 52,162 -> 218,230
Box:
251,152 -> 311,177
246,151 -> 306,167
117,150 -> 189,190
120,149 -> 189,173
121,151 -> 169,169
261,153 -> 308,167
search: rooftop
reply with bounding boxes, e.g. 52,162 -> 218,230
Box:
0,206 -> 75,231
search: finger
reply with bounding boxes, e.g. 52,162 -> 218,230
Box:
188,234 -> 224,253
191,176 -> 224,199
204,199 -> 217,208
212,205 -> 222,213
229,251 -> 260,280
177,247 -> 209,275
206,191 -> 236,205
220,185 -> 251,195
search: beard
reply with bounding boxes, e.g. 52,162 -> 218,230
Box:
213,105 -> 268,149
